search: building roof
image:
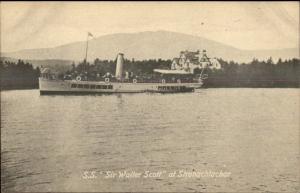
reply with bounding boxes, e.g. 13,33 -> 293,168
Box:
180,50 -> 200,63
154,69 -> 192,74
41,68 -> 51,74
172,58 -> 179,62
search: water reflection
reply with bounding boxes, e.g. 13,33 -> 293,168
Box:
1,89 -> 299,192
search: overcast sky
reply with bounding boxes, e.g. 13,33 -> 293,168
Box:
1,2 -> 299,52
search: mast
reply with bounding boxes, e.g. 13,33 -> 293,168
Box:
84,34 -> 89,64
83,32 -> 93,73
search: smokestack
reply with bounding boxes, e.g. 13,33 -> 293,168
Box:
115,53 -> 124,79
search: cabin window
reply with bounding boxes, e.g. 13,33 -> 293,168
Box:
77,84 -> 83,88
84,84 -> 89,89
90,85 -> 96,89
163,86 -> 178,90
71,84 -> 77,88
95,85 -> 113,89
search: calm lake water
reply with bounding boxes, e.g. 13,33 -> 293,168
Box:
1,89 -> 299,192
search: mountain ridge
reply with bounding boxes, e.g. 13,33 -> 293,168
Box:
2,30 -> 299,63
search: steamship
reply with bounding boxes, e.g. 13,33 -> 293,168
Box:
39,56 -> 204,94
39,34 -> 206,95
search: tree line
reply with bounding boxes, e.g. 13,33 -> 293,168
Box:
0,59 -> 40,89
204,58 -> 299,87
0,57 -> 299,90
63,58 -> 172,80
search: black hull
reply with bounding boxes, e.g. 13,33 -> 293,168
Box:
40,88 -> 194,95
40,90 -> 140,95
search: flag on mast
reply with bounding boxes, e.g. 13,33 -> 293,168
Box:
88,32 -> 94,38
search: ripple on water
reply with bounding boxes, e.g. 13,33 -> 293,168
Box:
1,89 -> 299,192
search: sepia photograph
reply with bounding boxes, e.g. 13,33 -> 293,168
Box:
1,1 -> 299,192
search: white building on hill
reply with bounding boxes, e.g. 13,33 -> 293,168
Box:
171,50 -> 221,73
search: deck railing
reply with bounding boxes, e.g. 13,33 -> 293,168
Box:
73,78 -> 201,84
41,74 -> 202,84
